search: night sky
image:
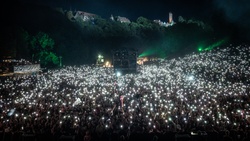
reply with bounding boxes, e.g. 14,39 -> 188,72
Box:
20,0 -> 250,42
21,0 -> 250,23
51,0 -> 213,21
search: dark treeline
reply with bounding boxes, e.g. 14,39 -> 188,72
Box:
0,1 -> 246,67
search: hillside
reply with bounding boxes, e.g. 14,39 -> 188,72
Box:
0,1 -> 240,66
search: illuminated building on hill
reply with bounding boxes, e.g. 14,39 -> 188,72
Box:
153,12 -> 175,27
74,11 -> 96,21
169,12 -> 173,23
117,16 -> 131,23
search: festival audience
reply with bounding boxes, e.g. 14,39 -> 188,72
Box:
0,44 -> 250,141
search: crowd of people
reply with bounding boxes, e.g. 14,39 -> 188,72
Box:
0,44 -> 250,141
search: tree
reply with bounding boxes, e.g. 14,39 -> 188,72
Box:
30,32 -> 59,67
178,16 -> 186,23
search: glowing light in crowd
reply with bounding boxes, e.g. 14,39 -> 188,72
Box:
116,71 -> 121,77
187,75 -> 194,81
